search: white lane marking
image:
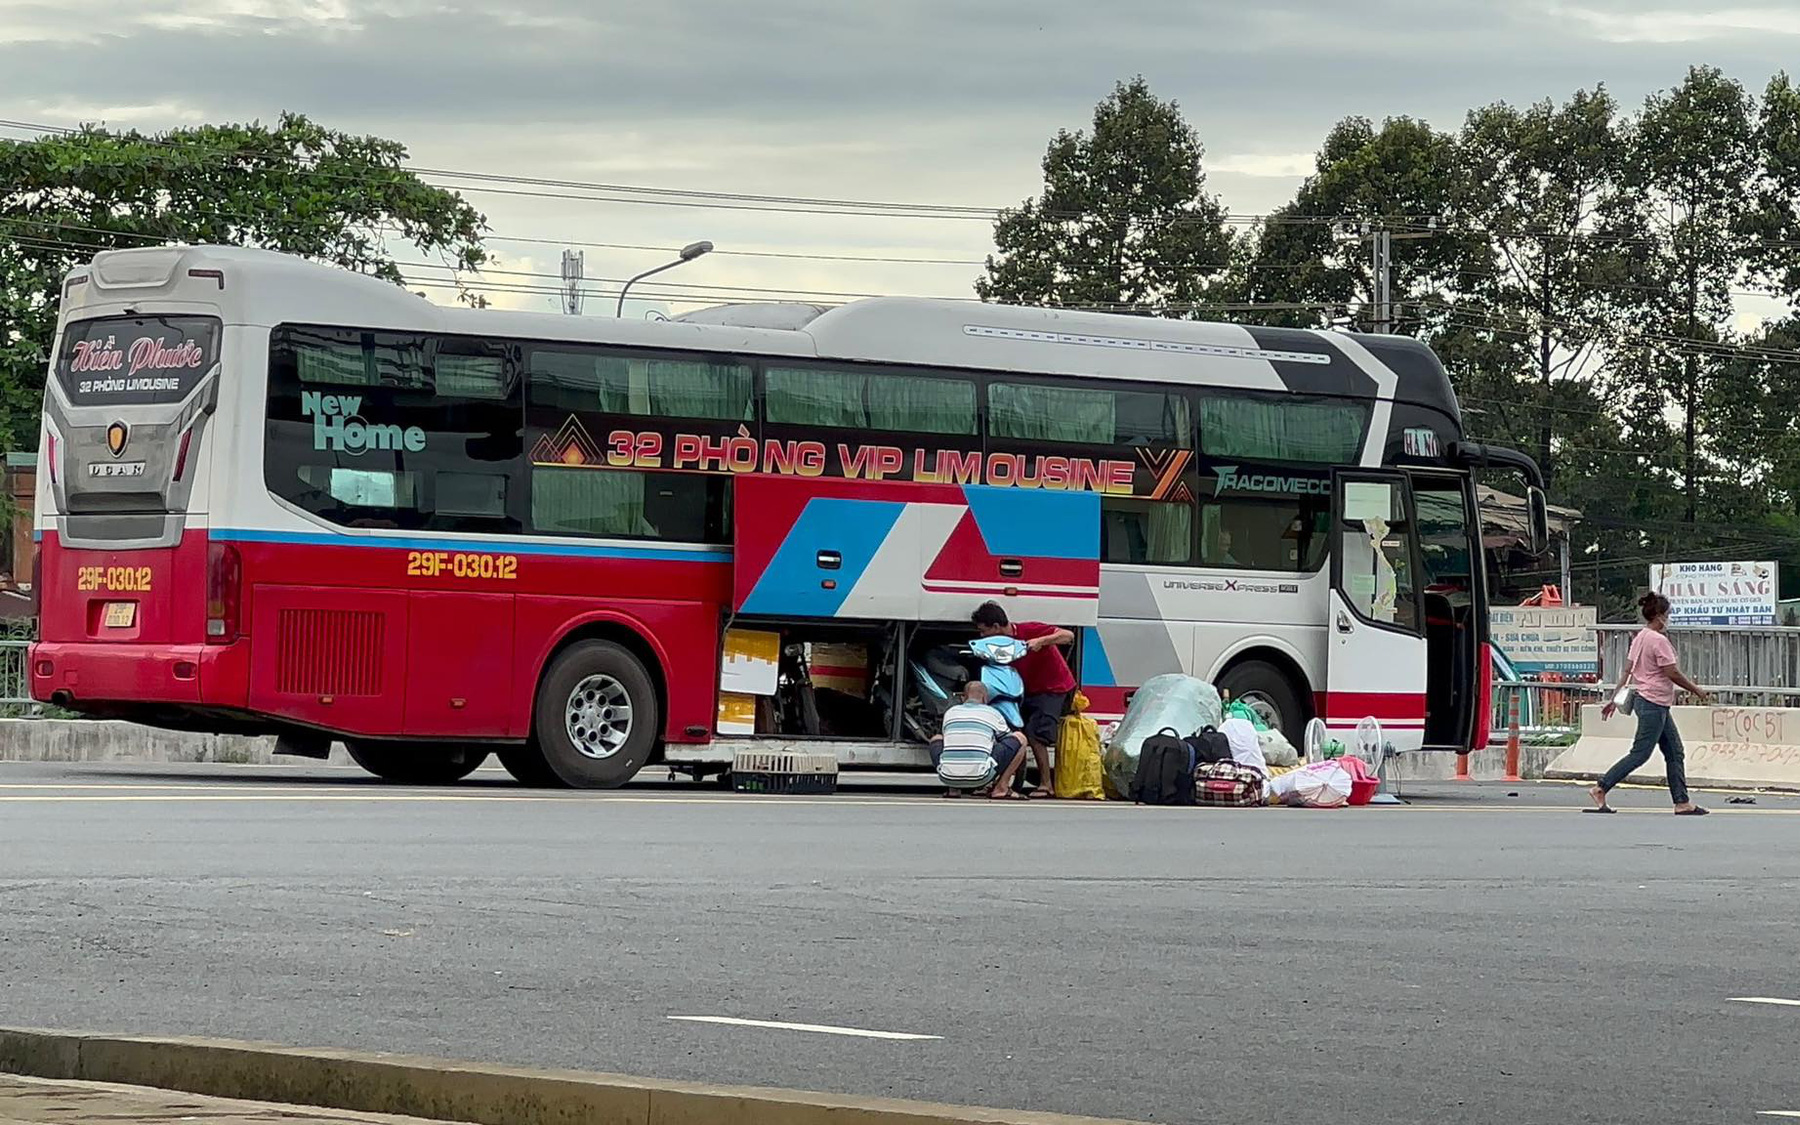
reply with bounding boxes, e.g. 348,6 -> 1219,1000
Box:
1758,1112 -> 1800,1118
1733,997 -> 1800,1007
667,1015 -> 941,1041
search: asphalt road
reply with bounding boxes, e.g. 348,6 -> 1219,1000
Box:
2,760 -> 1798,1125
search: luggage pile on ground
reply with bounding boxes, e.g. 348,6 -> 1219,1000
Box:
1105,675 -> 1380,809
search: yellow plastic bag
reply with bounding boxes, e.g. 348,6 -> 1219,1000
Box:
1054,692 -> 1106,801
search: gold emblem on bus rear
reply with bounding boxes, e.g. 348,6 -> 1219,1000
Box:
106,421 -> 129,458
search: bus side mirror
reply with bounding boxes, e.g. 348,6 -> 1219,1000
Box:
1527,486 -> 1550,557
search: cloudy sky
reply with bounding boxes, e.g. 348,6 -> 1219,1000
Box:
3,0 -> 1798,316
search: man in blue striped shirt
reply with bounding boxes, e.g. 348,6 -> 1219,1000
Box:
929,681 -> 1028,799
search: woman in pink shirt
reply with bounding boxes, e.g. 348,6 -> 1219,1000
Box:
1589,592 -> 1710,815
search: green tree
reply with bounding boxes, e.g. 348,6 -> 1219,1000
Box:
1596,67 -> 1762,524
976,78 -> 1238,314
0,112 -> 486,451
1453,89 -> 1622,491
1746,71 -> 1800,297
1244,116 -> 1479,333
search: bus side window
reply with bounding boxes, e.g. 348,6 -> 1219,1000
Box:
266,326 -> 523,534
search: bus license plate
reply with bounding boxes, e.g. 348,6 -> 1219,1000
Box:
103,602 -> 137,629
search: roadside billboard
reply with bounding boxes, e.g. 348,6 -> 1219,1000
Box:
1649,561 -> 1778,626
1489,605 -> 1599,676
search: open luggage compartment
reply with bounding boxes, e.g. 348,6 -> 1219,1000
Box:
669,475 -> 1105,771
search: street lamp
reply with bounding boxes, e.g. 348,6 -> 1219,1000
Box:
617,240 -> 714,317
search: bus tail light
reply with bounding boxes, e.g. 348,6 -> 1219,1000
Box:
46,433 -> 58,484
173,428 -> 194,482
206,542 -> 241,643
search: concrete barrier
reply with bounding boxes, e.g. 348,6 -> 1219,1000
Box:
0,1027 -> 1143,1125
1391,743 -> 1562,783
1547,704 -> 1800,792
0,719 -> 351,766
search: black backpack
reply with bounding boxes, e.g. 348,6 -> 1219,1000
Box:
1186,726 -> 1233,765
1131,727 -> 1197,806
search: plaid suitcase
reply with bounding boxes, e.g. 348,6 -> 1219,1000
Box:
1195,760 -> 1265,807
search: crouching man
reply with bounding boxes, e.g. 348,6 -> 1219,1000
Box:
929,681 -> 1029,800
972,601 -> 1075,799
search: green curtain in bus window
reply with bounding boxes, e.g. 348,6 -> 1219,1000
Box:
644,358 -> 752,420
766,367 -> 866,428
531,467 -> 655,538
295,339 -> 373,385
1200,397 -> 1367,463
990,383 -> 1115,444
533,350 -> 749,420
435,354 -> 507,399
866,373 -> 977,435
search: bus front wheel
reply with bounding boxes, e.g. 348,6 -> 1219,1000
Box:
534,640 -> 659,789
346,742 -> 489,785
1216,660 -> 1307,741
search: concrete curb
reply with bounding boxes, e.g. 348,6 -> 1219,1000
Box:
0,1028 -> 1144,1125
0,719 -> 351,766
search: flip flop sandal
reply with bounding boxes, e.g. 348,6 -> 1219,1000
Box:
1674,807 -> 1710,816
1582,806 -> 1617,814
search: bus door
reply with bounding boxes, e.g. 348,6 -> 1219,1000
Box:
1326,471 -> 1428,752
1408,471 -> 1485,751
730,476 -> 1101,624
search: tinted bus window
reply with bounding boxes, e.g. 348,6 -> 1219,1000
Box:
1200,496 -> 1330,572
56,316 -> 220,407
529,346 -> 752,421
523,343 -> 743,543
989,383 -> 1192,447
530,465 -> 729,542
765,366 -> 977,434
265,326 -> 523,532
1199,395 -> 1368,464
1103,499 -> 1194,565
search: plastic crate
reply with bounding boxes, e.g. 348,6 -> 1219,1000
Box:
731,750 -> 840,795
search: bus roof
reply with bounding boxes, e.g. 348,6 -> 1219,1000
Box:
62,245 -> 1458,422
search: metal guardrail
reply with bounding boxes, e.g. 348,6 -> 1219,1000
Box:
1,616 -> 35,712
1490,678 -> 1800,740
1597,624 -> 1800,689
0,638 -> 31,709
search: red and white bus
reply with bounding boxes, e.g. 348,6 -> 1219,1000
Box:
32,245 -> 1546,786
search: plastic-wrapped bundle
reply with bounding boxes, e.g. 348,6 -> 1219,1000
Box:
1101,674 -> 1223,798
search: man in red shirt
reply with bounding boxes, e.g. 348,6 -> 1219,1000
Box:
972,601 -> 1075,799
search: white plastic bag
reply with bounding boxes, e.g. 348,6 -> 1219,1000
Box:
1220,717 -> 1268,778
1258,727 -> 1301,768
1267,759 -> 1354,808
1102,674 -> 1222,798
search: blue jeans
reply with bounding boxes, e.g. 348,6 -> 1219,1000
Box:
1599,699 -> 1689,804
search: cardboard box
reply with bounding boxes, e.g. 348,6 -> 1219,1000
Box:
720,628 -> 781,696
809,642 -> 869,697
717,691 -> 758,735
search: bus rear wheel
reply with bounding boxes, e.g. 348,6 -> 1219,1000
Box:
533,640 -> 658,789
1217,660 -> 1307,741
346,742 -> 489,785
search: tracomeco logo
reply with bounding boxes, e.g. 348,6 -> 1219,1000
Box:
1213,465 -> 1330,496
301,391 -> 425,456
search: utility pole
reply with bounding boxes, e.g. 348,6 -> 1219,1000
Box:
1335,219 -> 1439,334
1370,227 -> 1393,334
560,250 -> 584,315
